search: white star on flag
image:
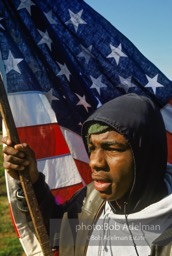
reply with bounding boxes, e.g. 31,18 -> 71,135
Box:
107,43 -> 127,65
145,74 -> 164,94
117,76 -> 136,93
75,93 -> 91,112
77,45 -> 94,64
17,0 -> 35,15
37,30 -> 52,50
65,9 -> 87,32
4,50 -> 23,74
90,75 -> 107,94
45,88 -> 59,105
57,62 -> 71,81
44,10 -> 57,25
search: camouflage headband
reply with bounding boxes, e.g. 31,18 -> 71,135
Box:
87,123 -> 110,135
86,123 -> 112,146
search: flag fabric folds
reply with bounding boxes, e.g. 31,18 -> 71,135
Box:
0,0 -> 172,255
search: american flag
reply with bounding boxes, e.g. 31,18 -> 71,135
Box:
0,0 -> 172,255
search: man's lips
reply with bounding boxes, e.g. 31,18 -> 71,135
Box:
94,180 -> 111,192
92,174 -> 111,192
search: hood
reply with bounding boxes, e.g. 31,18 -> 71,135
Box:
82,93 -> 168,213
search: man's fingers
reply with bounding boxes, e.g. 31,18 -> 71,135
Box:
3,154 -> 30,168
2,140 -> 38,183
4,161 -> 25,171
3,145 -> 26,158
14,143 -> 28,150
1,136 -> 12,146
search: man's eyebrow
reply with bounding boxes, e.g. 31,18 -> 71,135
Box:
101,141 -> 129,149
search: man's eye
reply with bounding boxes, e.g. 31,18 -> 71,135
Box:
106,148 -> 118,152
103,145 -> 123,152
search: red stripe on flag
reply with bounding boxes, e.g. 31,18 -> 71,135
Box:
17,124 -> 70,159
9,203 -> 20,238
74,159 -> 92,185
167,131 -> 172,164
51,183 -> 84,204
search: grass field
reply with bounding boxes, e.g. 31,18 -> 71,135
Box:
0,144 -> 25,256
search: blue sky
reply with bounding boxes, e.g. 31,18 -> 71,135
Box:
85,0 -> 172,79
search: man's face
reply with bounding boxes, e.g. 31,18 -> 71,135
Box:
88,130 -> 134,202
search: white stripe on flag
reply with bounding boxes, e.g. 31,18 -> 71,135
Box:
61,126 -> 89,163
8,92 -> 57,127
37,155 -> 82,189
5,172 -> 43,255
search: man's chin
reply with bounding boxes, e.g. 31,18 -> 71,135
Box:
98,191 -> 116,201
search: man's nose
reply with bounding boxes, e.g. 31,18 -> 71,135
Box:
89,149 -> 106,171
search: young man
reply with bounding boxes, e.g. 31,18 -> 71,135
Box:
2,93 -> 172,255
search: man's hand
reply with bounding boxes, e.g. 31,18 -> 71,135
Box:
2,136 -> 39,184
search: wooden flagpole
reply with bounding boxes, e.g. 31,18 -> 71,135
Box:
0,75 -> 53,256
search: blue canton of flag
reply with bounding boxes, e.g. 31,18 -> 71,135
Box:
0,0 -> 171,134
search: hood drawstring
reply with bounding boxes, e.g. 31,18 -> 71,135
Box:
124,202 -> 139,256
98,206 -> 113,256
